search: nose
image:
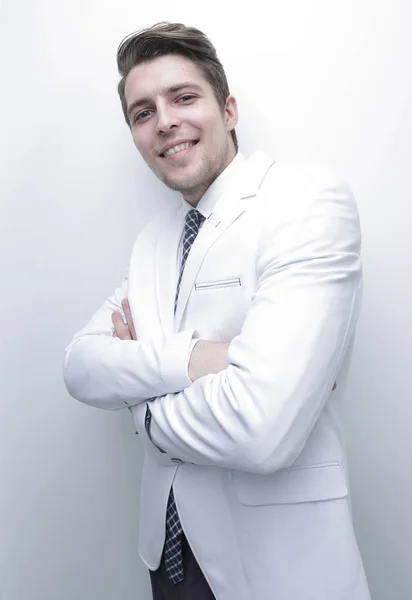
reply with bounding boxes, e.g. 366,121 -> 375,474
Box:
155,104 -> 180,134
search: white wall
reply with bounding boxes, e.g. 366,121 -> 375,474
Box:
1,1 -> 411,598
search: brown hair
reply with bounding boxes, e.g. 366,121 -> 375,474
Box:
116,22 -> 238,151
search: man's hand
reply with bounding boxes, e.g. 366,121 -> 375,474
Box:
112,298 -> 137,340
188,340 -> 230,382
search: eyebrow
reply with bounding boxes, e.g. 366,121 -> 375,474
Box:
126,82 -> 203,120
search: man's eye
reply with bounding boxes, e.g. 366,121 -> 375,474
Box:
179,95 -> 195,103
135,110 -> 152,123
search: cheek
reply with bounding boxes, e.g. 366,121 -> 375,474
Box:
206,120 -> 227,148
188,105 -> 220,132
132,133 -> 150,156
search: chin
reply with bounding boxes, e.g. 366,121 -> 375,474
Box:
163,178 -> 197,193
162,170 -> 203,193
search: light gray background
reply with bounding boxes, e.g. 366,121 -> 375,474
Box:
1,1 -> 411,598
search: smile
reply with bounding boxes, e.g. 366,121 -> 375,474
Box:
162,141 -> 198,158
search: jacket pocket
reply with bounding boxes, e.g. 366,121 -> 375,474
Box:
195,277 -> 241,291
233,463 -> 348,506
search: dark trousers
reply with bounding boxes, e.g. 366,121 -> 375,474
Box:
149,534 -> 216,600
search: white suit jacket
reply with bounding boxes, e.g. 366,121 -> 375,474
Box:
64,151 -> 371,600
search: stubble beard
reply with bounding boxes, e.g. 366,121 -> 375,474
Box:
161,156 -> 215,196
161,146 -> 230,202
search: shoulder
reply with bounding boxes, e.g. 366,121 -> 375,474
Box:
263,160 -> 346,194
259,160 -> 356,220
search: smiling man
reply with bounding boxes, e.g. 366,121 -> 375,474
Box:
64,22 -> 371,600
124,56 -> 237,205
121,43 -> 238,207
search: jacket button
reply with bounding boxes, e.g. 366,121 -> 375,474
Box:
171,458 -> 183,464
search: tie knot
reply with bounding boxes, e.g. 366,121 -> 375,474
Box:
186,209 -> 204,231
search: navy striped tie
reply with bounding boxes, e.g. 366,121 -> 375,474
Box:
163,209 -> 205,584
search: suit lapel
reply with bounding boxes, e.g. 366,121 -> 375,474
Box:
174,193 -> 248,330
155,206 -> 183,333
174,150 -> 276,331
155,151 -> 276,334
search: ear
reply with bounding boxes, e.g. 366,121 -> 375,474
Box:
224,95 -> 239,132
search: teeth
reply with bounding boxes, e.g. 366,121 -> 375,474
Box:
163,142 -> 195,157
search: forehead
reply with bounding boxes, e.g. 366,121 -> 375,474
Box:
124,54 -> 211,103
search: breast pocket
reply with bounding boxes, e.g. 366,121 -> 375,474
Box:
195,277 -> 242,291
188,276 -> 249,340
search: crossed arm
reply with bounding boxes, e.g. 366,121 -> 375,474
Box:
112,298 -> 337,419
64,169 -> 357,473
111,298 -> 230,382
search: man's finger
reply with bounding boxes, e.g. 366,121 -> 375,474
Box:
111,311 -> 132,340
121,298 -> 137,340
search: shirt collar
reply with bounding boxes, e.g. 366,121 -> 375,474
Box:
181,152 -> 245,219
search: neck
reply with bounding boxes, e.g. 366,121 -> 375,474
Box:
183,147 -> 237,207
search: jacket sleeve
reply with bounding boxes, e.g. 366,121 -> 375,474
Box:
131,168 -> 363,473
63,275 -> 197,410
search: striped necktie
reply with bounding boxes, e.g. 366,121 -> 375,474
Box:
163,208 -> 205,584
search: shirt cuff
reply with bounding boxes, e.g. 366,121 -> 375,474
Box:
160,329 -> 200,391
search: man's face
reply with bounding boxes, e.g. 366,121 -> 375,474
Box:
124,54 -> 238,205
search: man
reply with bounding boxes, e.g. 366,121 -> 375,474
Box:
64,21 -> 371,600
